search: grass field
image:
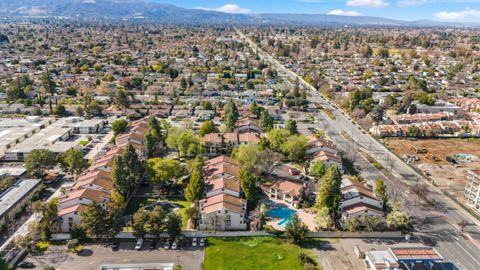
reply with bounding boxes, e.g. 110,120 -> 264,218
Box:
204,237 -> 321,270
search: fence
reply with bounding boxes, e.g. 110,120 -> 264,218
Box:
306,231 -> 404,239
53,230 -> 404,240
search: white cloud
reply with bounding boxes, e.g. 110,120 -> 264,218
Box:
347,0 -> 389,7
435,7 -> 480,20
397,0 -> 427,6
328,9 -> 362,16
196,4 -> 251,14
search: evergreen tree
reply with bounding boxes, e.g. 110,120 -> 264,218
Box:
239,168 -> 257,209
285,119 -> 298,135
223,99 -> 239,132
260,110 -> 274,131
80,202 -> 105,239
315,166 -> 342,216
185,169 -> 204,202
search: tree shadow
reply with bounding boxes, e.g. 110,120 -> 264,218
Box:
76,249 -> 93,257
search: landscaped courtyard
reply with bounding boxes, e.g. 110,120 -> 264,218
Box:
204,237 -> 321,270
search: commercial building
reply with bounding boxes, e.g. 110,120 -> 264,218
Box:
365,247 -> 456,270
0,116 -> 106,161
0,179 -> 42,229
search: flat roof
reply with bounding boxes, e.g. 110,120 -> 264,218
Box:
0,166 -> 26,177
0,179 -> 41,218
390,247 -> 444,261
366,250 -> 399,268
100,263 -> 174,270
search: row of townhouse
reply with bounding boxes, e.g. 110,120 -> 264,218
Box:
58,119 -> 149,232
306,135 -> 343,172
370,120 -> 480,138
199,156 -> 248,231
392,112 -> 453,125
449,98 -> 480,113
339,177 -> 384,223
203,116 -> 263,156
464,170 -> 480,214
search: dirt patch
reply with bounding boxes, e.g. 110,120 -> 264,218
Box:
386,138 -> 480,199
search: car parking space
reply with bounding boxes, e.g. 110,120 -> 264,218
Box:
28,241 -> 204,270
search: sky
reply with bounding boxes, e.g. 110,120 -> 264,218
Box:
151,0 -> 480,22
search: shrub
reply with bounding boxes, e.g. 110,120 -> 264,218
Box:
35,241 -> 50,252
43,266 -> 55,270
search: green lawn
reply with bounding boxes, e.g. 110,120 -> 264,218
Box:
204,237 -> 320,270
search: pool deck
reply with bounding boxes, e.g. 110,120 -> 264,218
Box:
263,197 -> 317,231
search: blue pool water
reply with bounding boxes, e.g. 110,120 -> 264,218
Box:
267,207 -> 297,228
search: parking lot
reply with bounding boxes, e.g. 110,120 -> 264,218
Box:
27,241 -> 204,270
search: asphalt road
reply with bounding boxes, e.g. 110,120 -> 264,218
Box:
236,29 -> 480,269
28,242 -> 204,270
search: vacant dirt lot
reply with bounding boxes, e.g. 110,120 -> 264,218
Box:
387,138 -> 480,199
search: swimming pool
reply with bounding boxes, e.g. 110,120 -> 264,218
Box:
267,207 -> 297,228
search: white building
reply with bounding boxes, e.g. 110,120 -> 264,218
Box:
340,178 -> 384,222
464,170 -> 480,213
199,194 -> 247,231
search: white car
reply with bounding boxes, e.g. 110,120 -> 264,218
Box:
199,238 -> 205,247
135,238 -> 144,250
192,238 -> 198,247
171,242 -> 177,250
164,241 -> 170,250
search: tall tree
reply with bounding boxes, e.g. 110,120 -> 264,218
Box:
166,212 -> 182,241
223,99 -> 239,132
112,119 -> 128,136
199,120 -> 218,137
132,207 -> 148,238
260,110 -> 274,131
25,149 -> 57,178
144,133 -> 155,158
122,144 -> 143,192
239,168 -> 257,209
112,155 -> 130,196
148,116 -> 164,144
146,206 -> 166,238
146,158 -> 182,185
280,135 -> 308,161
59,149 -> 88,181
285,119 -> 298,135
41,68 -> 56,96
315,166 -> 342,216
185,169 -> 204,202
116,89 -> 130,110
80,202 -> 105,239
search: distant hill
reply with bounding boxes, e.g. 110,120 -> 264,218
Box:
0,0 -> 252,24
0,0 -> 477,27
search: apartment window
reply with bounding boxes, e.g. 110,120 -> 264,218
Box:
226,215 -> 231,220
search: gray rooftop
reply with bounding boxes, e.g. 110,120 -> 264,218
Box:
0,179 -> 41,218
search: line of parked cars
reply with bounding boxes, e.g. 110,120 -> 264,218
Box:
112,237 -> 206,251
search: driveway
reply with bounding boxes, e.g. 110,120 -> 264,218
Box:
27,241 -> 204,270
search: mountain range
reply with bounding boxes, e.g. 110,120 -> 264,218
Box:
0,0 -> 477,27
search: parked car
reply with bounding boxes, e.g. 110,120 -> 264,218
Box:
164,241 -> 170,250
135,238 -> 144,250
111,242 -> 119,251
199,238 -> 205,247
192,237 -> 198,247
149,240 -> 157,250
171,241 -> 177,250
17,262 -> 35,268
